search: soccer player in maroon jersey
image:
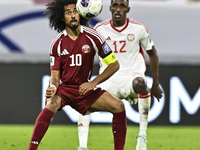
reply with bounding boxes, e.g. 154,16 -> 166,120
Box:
28,0 -> 127,150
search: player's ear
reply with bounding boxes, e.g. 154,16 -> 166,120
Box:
109,6 -> 111,12
127,6 -> 130,13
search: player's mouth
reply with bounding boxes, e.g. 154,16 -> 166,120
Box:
114,13 -> 122,19
70,20 -> 77,25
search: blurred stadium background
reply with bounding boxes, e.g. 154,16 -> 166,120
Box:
0,0 -> 200,126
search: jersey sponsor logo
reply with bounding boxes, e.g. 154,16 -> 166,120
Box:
50,56 -> 55,66
61,49 -> 69,55
82,45 -> 91,53
127,34 -> 135,42
102,43 -> 111,54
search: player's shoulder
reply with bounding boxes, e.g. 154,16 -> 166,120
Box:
128,18 -> 148,32
93,19 -> 111,29
83,25 -> 96,33
83,25 -> 99,36
83,25 -> 105,42
49,31 -> 64,54
50,31 -> 64,46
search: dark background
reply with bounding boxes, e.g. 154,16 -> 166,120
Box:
0,63 -> 199,125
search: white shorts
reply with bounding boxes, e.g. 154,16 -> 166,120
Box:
98,53 -> 147,101
98,73 -> 146,100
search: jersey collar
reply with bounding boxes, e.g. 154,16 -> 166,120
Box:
62,26 -> 84,36
110,18 -> 129,33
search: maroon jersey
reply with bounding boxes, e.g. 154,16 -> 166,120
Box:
49,26 -> 112,85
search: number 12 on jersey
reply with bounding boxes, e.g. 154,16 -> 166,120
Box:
113,41 -> 126,53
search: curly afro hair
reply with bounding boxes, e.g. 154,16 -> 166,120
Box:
45,0 -> 89,33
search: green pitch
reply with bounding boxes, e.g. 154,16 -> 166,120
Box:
0,125 -> 200,150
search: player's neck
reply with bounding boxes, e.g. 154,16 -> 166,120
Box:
112,20 -> 126,28
65,26 -> 81,41
112,19 -> 126,27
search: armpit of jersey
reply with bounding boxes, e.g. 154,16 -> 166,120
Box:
102,52 -> 118,66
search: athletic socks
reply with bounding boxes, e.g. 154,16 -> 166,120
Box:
112,110 -> 127,150
78,111 -> 127,150
78,114 -> 91,148
138,90 -> 151,137
28,108 -> 54,150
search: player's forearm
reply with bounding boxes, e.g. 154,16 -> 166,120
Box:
147,46 -> 160,86
49,70 -> 60,88
149,54 -> 160,86
92,61 -> 119,86
49,77 -> 59,88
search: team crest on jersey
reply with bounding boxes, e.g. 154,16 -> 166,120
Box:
82,45 -> 91,53
127,34 -> 135,42
102,43 -> 111,54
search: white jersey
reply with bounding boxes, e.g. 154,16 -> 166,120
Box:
94,18 -> 154,99
94,18 -> 154,78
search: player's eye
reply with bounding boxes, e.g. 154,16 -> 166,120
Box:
112,3 -> 118,8
120,4 -> 125,9
74,10 -> 78,14
65,11 -> 71,15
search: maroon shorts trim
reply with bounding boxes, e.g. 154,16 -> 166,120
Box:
56,84 -> 106,114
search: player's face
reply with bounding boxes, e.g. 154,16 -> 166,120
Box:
63,4 -> 80,30
110,0 -> 130,27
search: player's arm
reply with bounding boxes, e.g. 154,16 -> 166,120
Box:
146,46 -> 163,100
92,52 -> 119,85
140,26 -> 163,100
46,70 -> 60,99
79,52 -> 119,95
46,36 -> 61,98
147,46 -> 159,86
49,70 -> 60,89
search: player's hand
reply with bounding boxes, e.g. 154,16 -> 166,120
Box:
79,82 -> 96,95
45,86 -> 56,98
151,84 -> 163,102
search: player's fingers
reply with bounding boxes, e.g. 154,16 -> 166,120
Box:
46,92 -> 52,97
79,85 -> 84,94
152,93 -> 162,102
45,94 -> 51,98
156,94 -> 163,101
46,90 -> 51,93
79,88 -> 85,95
82,89 -> 89,95
46,87 -> 52,92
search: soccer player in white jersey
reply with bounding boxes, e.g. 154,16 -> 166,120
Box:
77,0 -> 163,150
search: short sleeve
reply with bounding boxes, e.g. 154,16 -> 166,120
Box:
49,40 -> 61,71
98,42 -> 112,58
90,28 -> 113,58
140,26 -> 154,51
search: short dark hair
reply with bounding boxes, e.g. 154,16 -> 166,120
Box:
45,0 -> 89,33
111,0 -> 129,5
